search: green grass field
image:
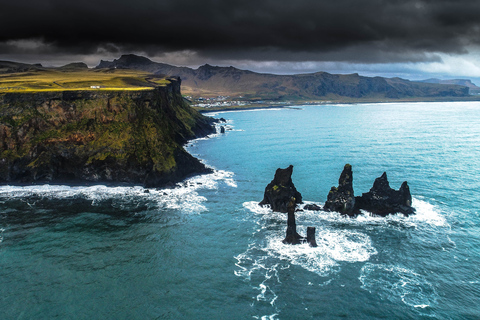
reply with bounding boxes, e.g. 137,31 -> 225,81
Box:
0,68 -> 170,92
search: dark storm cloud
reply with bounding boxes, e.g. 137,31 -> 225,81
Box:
1,0 -> 480,63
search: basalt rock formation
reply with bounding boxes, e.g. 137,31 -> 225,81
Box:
324,165 -> 415,216
259,165 -> 303,213
355,172 -> 415,216
0,78 -> 216,187
282,197 -> 304,245
282,197 -> 318,246
260,164 -> 415,219
259,164 -> 414,247
324,164 -> 357,216
303,203 -> 322,211
306,227 -> 318,247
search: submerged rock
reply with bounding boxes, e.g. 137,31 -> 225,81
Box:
259,165 -> 302,213
304,204 -> 322,211
324,164 -> 357,216
355,172 -> 415,216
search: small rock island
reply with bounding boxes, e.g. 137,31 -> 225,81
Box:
325,164 -> 415,216
259,164 -> 415,246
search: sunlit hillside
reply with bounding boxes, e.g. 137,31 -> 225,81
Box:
0,65 -> 170,92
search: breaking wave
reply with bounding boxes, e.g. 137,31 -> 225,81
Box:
0,169 -> 236,214
0,117 -> 237,215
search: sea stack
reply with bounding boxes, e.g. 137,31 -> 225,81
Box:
325,165 -> 415,216
259,165 -> 303,213
306,227 -> 318,247
324,164 -> 357,216
282,197 -> 304,245
355,172 -> 415,216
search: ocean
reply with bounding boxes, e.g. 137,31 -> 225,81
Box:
1,102 -> 479,319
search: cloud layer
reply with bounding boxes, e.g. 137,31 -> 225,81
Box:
2,0 -> 480,63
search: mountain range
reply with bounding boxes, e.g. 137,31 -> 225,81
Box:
0,55 -> 475,102
97,54 -> 472,102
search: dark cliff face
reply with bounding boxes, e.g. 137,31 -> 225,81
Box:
0,78 -> 216,187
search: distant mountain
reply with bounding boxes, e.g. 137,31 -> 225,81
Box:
419,78 -> 479,88
0,61 -> 44,74
97,54 -> 470,101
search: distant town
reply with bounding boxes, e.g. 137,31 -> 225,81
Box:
183,95 -> 344,109
184,95 -> 292,108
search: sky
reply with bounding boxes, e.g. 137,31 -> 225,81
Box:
2,0 -> 480,82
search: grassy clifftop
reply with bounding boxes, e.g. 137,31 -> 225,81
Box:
0,76 -> 216,187
0,67 -> 170,92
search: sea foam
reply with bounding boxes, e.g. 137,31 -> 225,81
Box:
359,263 -> 437,312
237,201 -> 377,278
0,118 -> 237,214
298,197 -> 448,229
0,169 -> 236,214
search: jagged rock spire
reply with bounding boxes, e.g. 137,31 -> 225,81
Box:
355,172 -> 415,216
324,165 -> 415,216
282,197 -> 303,245
324,164 -> 357,216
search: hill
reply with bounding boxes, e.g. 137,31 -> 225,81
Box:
419,78 -> 479,88
97,54 -> 471,102
0,60 -> 44,74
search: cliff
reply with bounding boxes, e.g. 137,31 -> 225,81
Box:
0,77 -> 216,187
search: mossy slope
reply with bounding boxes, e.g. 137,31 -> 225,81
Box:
0,77 -> 215,187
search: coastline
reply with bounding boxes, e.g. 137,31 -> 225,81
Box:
0,123 -> 220,190
195,95 -> 480,113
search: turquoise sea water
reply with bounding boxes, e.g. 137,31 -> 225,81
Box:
1,102 -> 480,319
